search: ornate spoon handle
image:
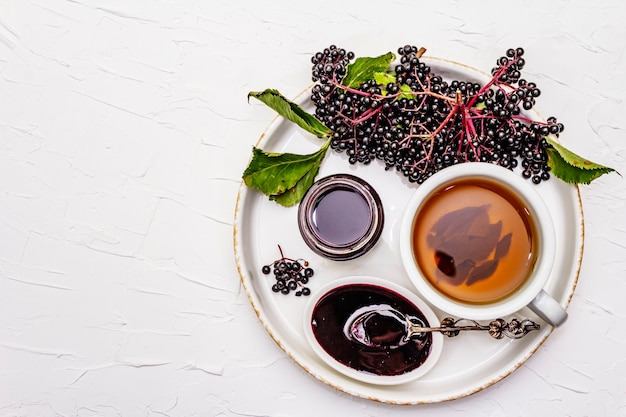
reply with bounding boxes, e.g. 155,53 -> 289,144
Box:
407,317 -> 540,339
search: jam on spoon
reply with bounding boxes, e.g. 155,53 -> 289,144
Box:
345,304 -> 541,349
344,304 -> 427,349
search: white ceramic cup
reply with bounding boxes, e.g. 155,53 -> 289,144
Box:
399,163 -> 568,327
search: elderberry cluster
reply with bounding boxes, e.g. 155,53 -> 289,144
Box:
262,256 -> 314,297
311,45 -> 354,83
484,50 -> 539,114
309,44 -> 563,185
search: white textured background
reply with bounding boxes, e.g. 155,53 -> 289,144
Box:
1,0 -> 625,416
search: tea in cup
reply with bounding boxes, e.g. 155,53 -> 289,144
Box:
400,163 -> 567,327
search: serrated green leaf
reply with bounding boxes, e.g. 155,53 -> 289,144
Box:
270,163 -> 321,206
342,52 -> 395,88
248,89 -> 331,138
242,139 -> 331,206
545,137 -> 615,185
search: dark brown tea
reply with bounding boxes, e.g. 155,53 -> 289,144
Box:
411,178 -> 537,304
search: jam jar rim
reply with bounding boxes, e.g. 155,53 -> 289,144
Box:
297,173 -> 384,261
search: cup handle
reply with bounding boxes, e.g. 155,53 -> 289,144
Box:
528,290 -> 568,327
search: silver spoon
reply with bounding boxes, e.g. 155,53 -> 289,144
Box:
344,304 -> 540,349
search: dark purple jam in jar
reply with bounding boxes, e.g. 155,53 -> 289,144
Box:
310,284 -> 433,376
298,174 -> 384,260
311,188 -> 370,245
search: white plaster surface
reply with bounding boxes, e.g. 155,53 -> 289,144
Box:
0,0 -> 625,415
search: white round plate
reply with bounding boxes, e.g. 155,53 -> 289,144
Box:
233,58 -> 583,404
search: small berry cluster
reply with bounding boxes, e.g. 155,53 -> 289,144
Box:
262,246 -> 314,296
492,48 -> 526,84
311,45 -> 354,84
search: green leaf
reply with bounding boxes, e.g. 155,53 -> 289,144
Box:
248,89 -> 332,138
270,163 -> 321,206
473,102 -> 486,111
242,139 -> 331,207
342,52 -> 396,88
545,137 -> 616,185
399,83 -> 414,100
373,71 -> 396,87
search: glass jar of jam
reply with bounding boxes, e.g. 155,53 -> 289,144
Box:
297,174 -> 384,260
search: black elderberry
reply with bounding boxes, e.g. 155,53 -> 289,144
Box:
262,246 -> 314,297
